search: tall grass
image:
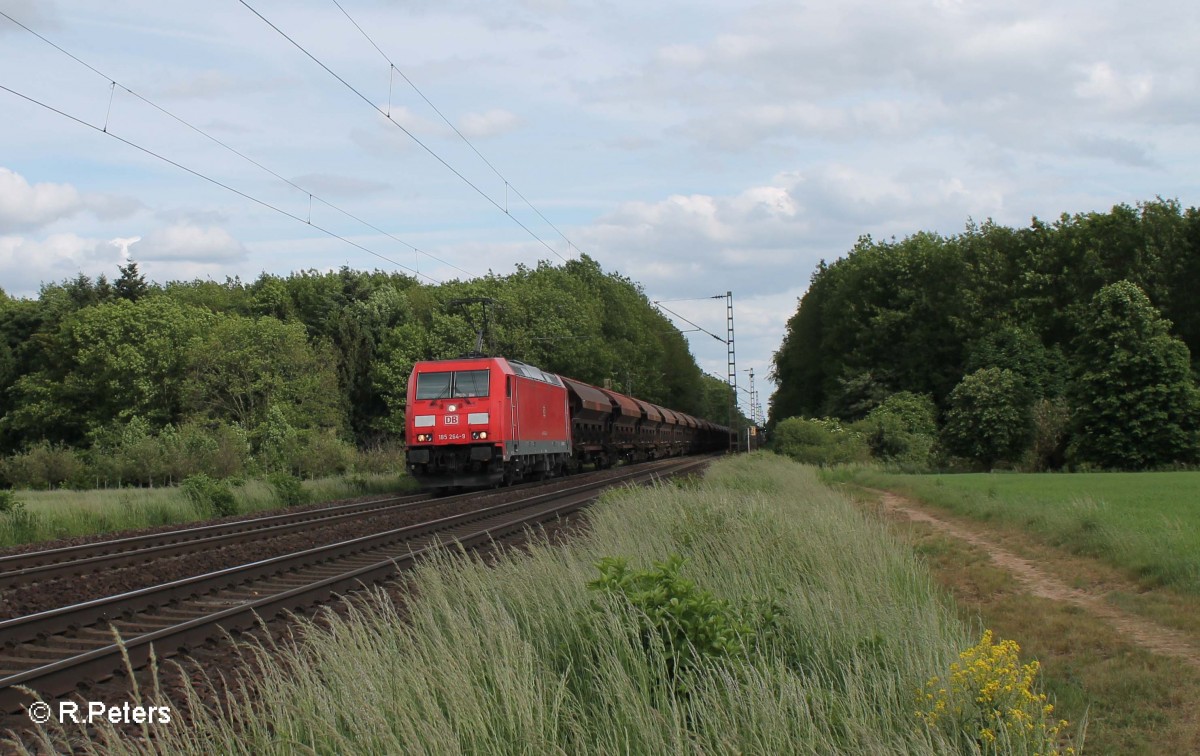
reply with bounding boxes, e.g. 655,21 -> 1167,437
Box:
16,453 -> 1027,754
828,467 -> 1200,593
0,473 -> 416,549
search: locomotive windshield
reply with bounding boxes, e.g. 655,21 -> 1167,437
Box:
414,369 -> 490,400
453,370 -> 489,397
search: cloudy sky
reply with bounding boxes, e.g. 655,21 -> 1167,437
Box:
2,0 -> 1197,415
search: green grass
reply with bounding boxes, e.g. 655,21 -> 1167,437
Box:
15,453 -> 1077,754
0,473 -> 417,549
826,466 -> 1200,594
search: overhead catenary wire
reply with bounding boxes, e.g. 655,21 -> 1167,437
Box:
652,301 -> 727,344
0,8 -> 472,281
328,0 -> 581,258
238,0 -> 572,264
0,82 -> 439,284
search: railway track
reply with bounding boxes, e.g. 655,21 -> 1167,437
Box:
0,491 -> 431,590
0,456 -> 709,715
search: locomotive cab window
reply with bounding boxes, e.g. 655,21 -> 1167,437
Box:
415,371 -> 452,400
414,370 -> 491,400
453,370 -> 490,398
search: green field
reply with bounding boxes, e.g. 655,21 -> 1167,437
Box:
20,453 -> 1077,754
0,473 -> 416,549
829,467 -> 1200,594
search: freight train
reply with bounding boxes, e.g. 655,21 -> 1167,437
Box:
404,355 -> 730,490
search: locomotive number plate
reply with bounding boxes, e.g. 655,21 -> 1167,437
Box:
437,433 -> 467,441
443,415 -> 460,425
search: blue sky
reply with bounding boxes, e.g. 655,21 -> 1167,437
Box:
2,0 -> 1198,416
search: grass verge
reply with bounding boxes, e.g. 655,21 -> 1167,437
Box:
0,472 -> 417,549
881,506 -> 1200,754
824,467 -> 1200,595
13,453 -> 1077,754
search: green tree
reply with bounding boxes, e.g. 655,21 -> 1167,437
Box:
940,368 -> 1034,468
3,297 -> 215,444
184,314 -> 344,433
114,261 -> 151,302
1068,281 -> 1200,469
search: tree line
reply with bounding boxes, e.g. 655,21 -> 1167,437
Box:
0,255 -> 743,489
769,199 -> 1200,470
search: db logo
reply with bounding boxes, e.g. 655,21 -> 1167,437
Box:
443,415 -> 460,425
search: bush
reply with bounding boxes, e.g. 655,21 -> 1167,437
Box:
268,471 -> 309,507
917,630 -> 1070,753
1,442 -> 88,489
286,430 -> 356,478
181,473 -> 238,518
859,392 -> 937,470
588,554 -> 782,692
940,368 -> 1033,469
1023,398 -> 1070,471
0,489 -> 19,513
354,443 -> 406,474
0,495 -> 36,543
771,417 -> 871,466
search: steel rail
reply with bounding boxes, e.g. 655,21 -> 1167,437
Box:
0,457 -> 710,714
0,492 -> 430,579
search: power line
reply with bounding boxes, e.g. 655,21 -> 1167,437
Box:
240,0 -> 572,264
652,301 -> 726,344
0,81 -> 439,284
0,8 -> 472,281
329,0 -> 581,257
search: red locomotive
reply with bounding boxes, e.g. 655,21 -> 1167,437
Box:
404,356 -> 729,490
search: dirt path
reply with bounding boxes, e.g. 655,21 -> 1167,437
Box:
871,488 -> 1200,671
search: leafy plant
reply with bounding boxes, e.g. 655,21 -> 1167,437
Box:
0,491 -> 36,542
771,417 -> 871,466
588,554 -> 782,691
916,630 -> 1074,754
859,391 -> 937,469
268,471 -> 309,507
180,473 -> 238,518
0,489 -> 19,513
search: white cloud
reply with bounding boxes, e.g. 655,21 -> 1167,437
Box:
134,223 -> 248,263
0,168 -> 139,232
1074,62 -> 1154,108
458,109 -> 522,138
0,168 -> 85,232
0,232 -> 114,295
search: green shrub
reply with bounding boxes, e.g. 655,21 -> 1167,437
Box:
287,430 -> 356,478
588,554 -> 782,691
0,442 -> 88,489
354,443 -> 406,474
0,489 -> 19,513
268,471 -> 309,507
859,392 -> 937,470
1023,398 -> 1070,471
181,473 -> 238,518
771,417 -> 871,466
0,496 -> 37,543
940,368 -> 1033,468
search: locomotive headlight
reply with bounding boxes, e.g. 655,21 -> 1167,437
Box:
472,431 -> 489,440
447,403 -> 458,412
415,433 -> 433,442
